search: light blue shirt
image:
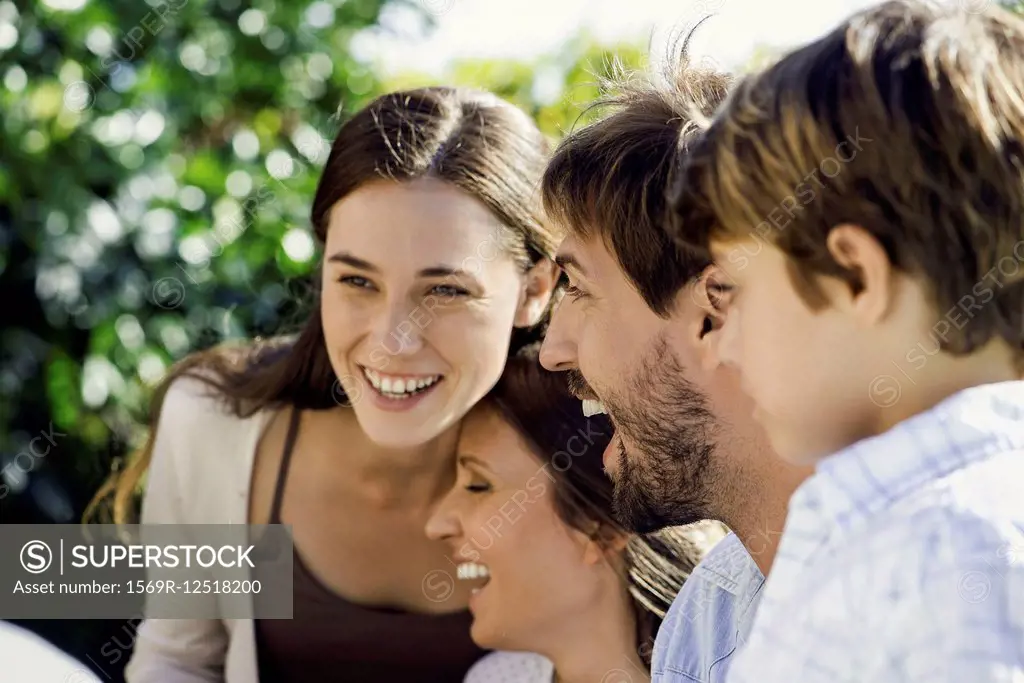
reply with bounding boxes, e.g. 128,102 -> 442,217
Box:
652,532 -> 765,682
728,380 -> 1024,683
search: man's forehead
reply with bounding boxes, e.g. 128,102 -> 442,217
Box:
555,233 -> 615,278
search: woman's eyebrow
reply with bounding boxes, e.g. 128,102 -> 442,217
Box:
327,251 -> 378,271
458,454 -> 494,472
326,254 -> 482,285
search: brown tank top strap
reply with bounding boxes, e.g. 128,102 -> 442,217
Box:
269,405 -> 302,524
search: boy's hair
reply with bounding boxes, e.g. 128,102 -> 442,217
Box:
541,30 -> 732,316
670,0 -> 1024,364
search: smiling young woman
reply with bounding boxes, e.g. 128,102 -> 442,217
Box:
85,86 -> 562,683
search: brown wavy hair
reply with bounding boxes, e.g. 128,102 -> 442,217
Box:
86,86 -> 563,525
541,24 -> 731,316
487,345 -> 724,667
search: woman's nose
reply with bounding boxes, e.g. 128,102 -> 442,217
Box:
425,499 -> 461,543
369,300 -> 425,355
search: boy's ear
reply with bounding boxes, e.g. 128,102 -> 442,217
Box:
825,223 -> 895,325
514,259 -> 561,328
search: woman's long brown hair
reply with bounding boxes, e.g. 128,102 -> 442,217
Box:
486,345 -> 724,667
85,86 -> 562,525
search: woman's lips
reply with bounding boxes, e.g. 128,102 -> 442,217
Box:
456,561 -> 491,610
355,365 -> 445,412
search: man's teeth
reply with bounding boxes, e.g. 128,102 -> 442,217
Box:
456,562 -> 490,581
582,399 -> 607,417
362,368 -> 442,397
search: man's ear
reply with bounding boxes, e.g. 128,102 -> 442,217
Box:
825,223 -> 895,325
514,259 -> 561,328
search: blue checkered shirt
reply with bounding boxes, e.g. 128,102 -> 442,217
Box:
727,380 -> 1024,683
652,532 -> 765,682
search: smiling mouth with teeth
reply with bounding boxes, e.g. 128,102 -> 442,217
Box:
456,562 -> 491,593
361,366 -> 444,399
582,399 -> 607,417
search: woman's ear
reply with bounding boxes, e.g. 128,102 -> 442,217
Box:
582,523 -> 630,565
514,259 -> 561,328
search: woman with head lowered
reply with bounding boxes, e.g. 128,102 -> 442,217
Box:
427,346 -> 723,683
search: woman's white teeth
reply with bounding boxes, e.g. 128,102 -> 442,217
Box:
456,562 -> 490,581
362,368 -> 441,397
582,399 -> 607,417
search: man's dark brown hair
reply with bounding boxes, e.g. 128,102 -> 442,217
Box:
670,0 -> 1024,363
541,31 -> 732,316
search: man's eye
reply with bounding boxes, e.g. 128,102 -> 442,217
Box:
431,284 -> 469,298
706,282 -> 733,310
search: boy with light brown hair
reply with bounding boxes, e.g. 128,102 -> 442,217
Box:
670,1 -> 1024,681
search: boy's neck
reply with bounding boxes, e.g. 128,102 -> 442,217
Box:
873,339 -> 1019,435
724,463 -> 811,577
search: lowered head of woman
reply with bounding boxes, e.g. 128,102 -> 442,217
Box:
90,86 -> 562,524
426,346 -> 722,673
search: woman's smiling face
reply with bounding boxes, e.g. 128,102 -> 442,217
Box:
321,177 -> 552,448
424,401 -> 612,651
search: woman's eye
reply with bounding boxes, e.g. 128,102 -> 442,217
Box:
338,275 -> 374,290
565,284 -> 588,301
465,482 -> 491,494
431,284 -> 469,298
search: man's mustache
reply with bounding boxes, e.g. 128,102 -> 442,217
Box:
566,369 -> 600,402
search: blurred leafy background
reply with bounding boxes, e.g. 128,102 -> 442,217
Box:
0,0 -> 651,677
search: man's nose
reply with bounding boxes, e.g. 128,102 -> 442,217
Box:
539,301 -> 578,371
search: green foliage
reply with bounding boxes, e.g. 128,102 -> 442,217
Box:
0,0 -> 393,523
382,32 -> 648,142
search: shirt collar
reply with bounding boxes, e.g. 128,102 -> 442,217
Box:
790,380 -> 1024,539
692,532 -> 764,600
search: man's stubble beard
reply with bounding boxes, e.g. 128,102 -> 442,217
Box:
604,338 -> 720,534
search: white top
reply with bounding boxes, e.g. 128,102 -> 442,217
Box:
0,621 -> 101,683
463,651 -> 554,682
124,374 -> 274,682
729,381 -> 1024,683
